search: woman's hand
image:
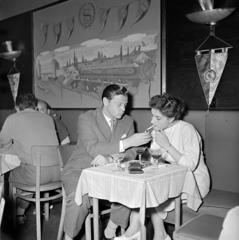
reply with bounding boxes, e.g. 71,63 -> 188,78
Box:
154,131 -> 171,150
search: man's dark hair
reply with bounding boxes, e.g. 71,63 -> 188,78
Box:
38,99 -> 51,110
101,84 -> 128,100
15,93 -> 37,110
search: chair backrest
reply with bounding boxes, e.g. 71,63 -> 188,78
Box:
31,145 -> 63,168
30,145 -> 63,188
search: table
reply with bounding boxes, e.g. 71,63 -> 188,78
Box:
0,152 -> 21,196
0,153 -> 21,176
75,163 -> 202,240
0,152 -> 20,226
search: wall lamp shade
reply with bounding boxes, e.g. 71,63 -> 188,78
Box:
186,8 -> 235,25
0,41 -> 21,102
0,41 -> 21,60
0,50 -> 21,60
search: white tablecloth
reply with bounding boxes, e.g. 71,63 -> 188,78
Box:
75,164 -> 202,211
0,153 -> 21,175
75,163 -> 202,240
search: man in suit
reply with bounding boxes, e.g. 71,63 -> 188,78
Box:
62,84 -> 151,240
0,93 -> 59,223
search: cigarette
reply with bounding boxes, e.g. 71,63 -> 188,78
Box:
145,125 -> 154,133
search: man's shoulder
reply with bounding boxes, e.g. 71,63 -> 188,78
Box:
121,114 -> 133,123
79,108 -> 99,119
5,111 -> 23,121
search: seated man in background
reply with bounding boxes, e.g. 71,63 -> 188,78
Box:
0,93 -> 60,223
62,84 -> 152,240
37,99 -> 71,145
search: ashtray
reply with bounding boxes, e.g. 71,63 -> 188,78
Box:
127,160 -> 144,174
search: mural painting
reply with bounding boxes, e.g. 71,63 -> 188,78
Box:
34,0 -> 161,108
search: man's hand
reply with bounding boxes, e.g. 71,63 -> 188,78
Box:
91,154 -> 109,166
122,132 -> 152,150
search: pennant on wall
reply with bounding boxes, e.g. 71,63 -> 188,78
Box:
134,0 -> 151,24
195,49 -> 228,106
65,17 -> 75,40
39,0 -> 152,41
78,2 -> 96,29
118,4 -> 130,30
99,7 -> 111,31
7,72 -> 20,102
53,22 -> 62,44
40,23 -> 49,46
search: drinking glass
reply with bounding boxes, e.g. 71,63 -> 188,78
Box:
136,147 -> 145,164
149,148 -> 162,167
111,153 -> 125,169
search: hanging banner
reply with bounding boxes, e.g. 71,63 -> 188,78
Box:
195,50 -> 228,106
7,72 -> 20,102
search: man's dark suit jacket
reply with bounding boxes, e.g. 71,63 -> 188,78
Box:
63,108 -> 136,192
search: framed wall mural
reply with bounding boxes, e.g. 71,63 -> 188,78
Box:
33,0 -> 161,108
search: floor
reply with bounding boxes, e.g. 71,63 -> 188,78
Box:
0,197 -> 174,240
0,199 -> 68,240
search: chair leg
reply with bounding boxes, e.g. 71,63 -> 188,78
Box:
0,198 -> 5,227
36,191 -> 41,240
85,210 -> 113,240
57,188 -> 66,240
43,192 -> 49,221
11,184 -> 17,228
85,213 -> 92,240
175,196 -> 181,230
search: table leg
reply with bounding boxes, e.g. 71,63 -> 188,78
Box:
175,196 -> 181,230
93,198 -> 99,240
139,190 -> 146,240
0,175 -> 4,195
140,225 -> 146,240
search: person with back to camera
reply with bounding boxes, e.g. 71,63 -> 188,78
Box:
37,99 -> 71,145
0,93 -> 59,224
115,93 -> 210,240
61,84 -> 152,240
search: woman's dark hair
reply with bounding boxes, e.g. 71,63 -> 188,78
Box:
15,93 -> 37,110
149,93 -> 186,120
102,84 -> 128,100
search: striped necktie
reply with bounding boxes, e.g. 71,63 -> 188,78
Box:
109,119 -> 116,131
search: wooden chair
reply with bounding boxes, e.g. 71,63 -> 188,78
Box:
165,189 -> 239,226
57,186 -> 66,240
84,199 -> 113,240
57,186 -> 112,240
10,145 -> 64,240
173,214 -> 224,240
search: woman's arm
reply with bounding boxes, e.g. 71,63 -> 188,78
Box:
155,125 -> 201,171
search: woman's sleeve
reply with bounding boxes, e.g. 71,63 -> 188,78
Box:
177,125 -> 202,171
